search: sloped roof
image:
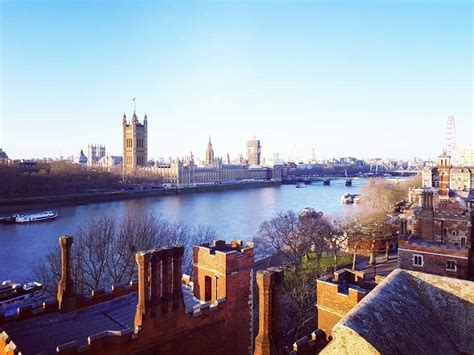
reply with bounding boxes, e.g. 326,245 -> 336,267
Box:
323,269 -> 474,355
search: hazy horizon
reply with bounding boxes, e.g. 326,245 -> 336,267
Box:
1,0 -> 472,161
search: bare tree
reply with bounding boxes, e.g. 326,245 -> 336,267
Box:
32,212 -> 216,294
74,215 -> 116,291
326,219 -> 348,272
255,209 -> 340,341
298,210 -> 334,273
254,211 -> 304,269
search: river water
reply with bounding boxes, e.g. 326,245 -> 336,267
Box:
0,178 -> 365,281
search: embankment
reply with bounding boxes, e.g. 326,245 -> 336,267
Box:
0,180 -> 281,213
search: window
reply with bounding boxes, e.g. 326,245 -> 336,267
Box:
446,260 -> 456,271
461,238 -> 466,247
204,276 -> 212,302
413,254 -> 423,267
442,228 -> 448,236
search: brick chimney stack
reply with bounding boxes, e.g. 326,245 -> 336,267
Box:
135,250 -> 151,331
57,236 -> 76,312
420,190 -> 435,240
172,246 -> 184,299
150,250 -> 162,312
134,246 -> 185,331
161,249 -> 173,304
254,267 -> 284,355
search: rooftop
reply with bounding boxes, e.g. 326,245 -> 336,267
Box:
318,268 -> 376,294
322,269 -> 474,354
1,285 -> 199,354
199,239 -> 254,255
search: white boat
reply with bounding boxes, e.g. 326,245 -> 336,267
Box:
0,280 -> 43,309
2,211 -> 59,224
341,193 -> 360,204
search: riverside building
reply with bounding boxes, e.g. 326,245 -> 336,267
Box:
122,111 -> 148,171
87,144 -> 106,166
399,190 -> 474,279
247,136 -> 262,166
121,115 -> 281,185
143,154 -> 282,186
422,150 -> 474,198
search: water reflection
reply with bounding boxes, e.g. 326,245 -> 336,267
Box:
0,179 -> 365,280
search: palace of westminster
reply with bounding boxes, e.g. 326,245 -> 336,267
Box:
122,111 -> 282,185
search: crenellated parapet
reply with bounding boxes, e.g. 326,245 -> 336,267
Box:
0,331 -> 20,355
76,280 -> 139,309
186,297 -> 227,318
0,279 -> 139,325
289,330 -> 327,355
317,269 -> 375,340
0,296 -> 58,324
193,240 -> 254,304
1,239 -> 253,355
56,328 -> 137,355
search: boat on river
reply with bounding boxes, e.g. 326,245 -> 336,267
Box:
0,280 -> 43,310
0,211 -> 58,224
341,193 -> 360,204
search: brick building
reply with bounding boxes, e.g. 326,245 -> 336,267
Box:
253,267 -> 474,355
398,190 -> 474,279
316,269 -> 375,340
437,151 -> 451,197
321,270 -> 474,355
422,150 -> 474,198
0,238 -> 254,354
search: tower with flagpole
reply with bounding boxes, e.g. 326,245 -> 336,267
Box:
122,98 -> 148,172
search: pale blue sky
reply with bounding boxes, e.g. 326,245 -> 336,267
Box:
1,0 -> 472,161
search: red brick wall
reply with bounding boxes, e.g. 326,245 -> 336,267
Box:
51,242 -> 255,355
398,240 -> 470,279
316,280 -> 366,339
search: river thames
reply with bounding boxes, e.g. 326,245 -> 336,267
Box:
0,178 -> 365,281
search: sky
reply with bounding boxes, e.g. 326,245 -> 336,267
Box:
1,0 -> 472,161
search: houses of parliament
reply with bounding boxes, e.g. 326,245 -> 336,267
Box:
122,111 -> 282,185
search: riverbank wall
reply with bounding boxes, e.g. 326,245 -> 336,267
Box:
0,180 -> 281,213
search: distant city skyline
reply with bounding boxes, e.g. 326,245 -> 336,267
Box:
1,0 -> 472,161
